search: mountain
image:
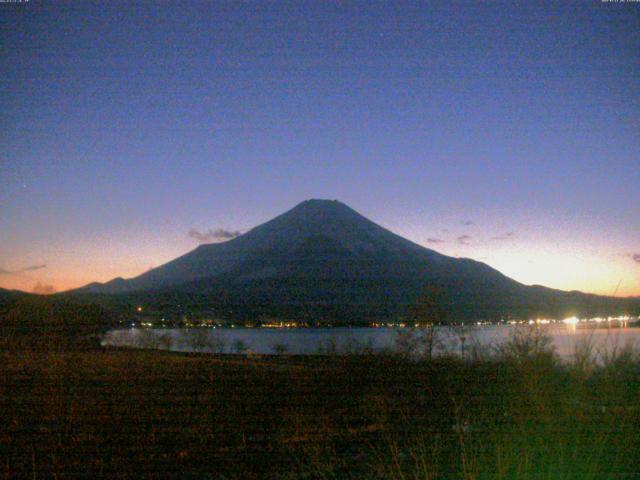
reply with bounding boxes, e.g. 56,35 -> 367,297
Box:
69,200 -> 640,323
0,287 -> 24,300
0,287 -> 30,309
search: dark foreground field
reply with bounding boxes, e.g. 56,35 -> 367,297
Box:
1,346 -> 639,479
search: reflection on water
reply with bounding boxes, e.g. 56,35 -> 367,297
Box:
102,322 -> 640,361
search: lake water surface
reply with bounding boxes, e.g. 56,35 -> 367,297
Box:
103,323 -> 640,361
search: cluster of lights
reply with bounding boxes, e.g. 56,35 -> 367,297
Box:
560,315 -> 635,325
262,322 -> 299,328
370,322 -> 412,328
523,318 -> 552,325
562,316 -> 579,326
185,323 -> 219,328
130,306 -> 638,330
510,315 -> 638,326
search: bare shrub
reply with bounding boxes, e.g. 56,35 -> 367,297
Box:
315,337 -> 338,355
271,342 -> 289,355
395,328 -> 420,358
181,328 -> 212,353
341,336 -> 375,356
598,336 -> 638,369
465,332 -> 493,363
444,325 -> 473,359
136,329 -> 160,349
158,332 -> 174,351
395,326 -> 447,360
571,333 -> 597,377
370,431 -> 441,480
418,324 -> 446,361
232,338 -> 249,354
209,332 -> 227,354
496,325 -> 556,364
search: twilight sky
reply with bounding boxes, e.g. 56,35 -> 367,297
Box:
1,1 -> 639,296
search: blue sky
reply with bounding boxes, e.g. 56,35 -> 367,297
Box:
1,1 -> 638,295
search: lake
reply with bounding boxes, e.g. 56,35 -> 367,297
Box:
103,322 -> 640,361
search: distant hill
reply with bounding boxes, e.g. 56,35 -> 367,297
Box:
0,288 -> 14,298
0,287 -> 28,306
68,200 -> 640,323
0,294 -> 120,351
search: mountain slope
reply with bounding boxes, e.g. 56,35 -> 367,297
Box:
70,200 -> 640,322
0,287 -> 31,311
78,199 -> 451,293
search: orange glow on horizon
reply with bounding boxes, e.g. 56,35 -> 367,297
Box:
1,254 -> 639,298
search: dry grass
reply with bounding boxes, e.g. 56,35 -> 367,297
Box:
1,334 -> 639,479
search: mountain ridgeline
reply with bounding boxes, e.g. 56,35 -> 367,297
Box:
70,200 -> 640,324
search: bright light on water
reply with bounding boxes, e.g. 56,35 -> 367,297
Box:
562,316 -> 579,325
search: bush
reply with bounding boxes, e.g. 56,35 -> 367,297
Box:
232,338 -> 249,354
158,332 -> 174,351
395,326 -> 446,360
571,333 -> 597,378
495,325 -> 557,365
272,342 -> 289,355
341,336 -> 375,356
136,329 -> 160,349
181,328 -> 212,353
315,337 -> 338,355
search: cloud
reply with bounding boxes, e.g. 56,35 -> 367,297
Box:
427,238 -> 445,244
22,264 -> 47,271
491,232 -> 515,241
32,282 -> 56,295
0,264 -> 47,275
462,220 -> 473,226
631,253 -> 640,264
457,235 -> 472,245
188,228 -> 241,244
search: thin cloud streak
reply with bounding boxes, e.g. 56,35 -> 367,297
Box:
491,232 -> 515,241
22,264 -> 47,271
188,228 -> 241,244
0,264 -> 47,275
457,235 -> 472,245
